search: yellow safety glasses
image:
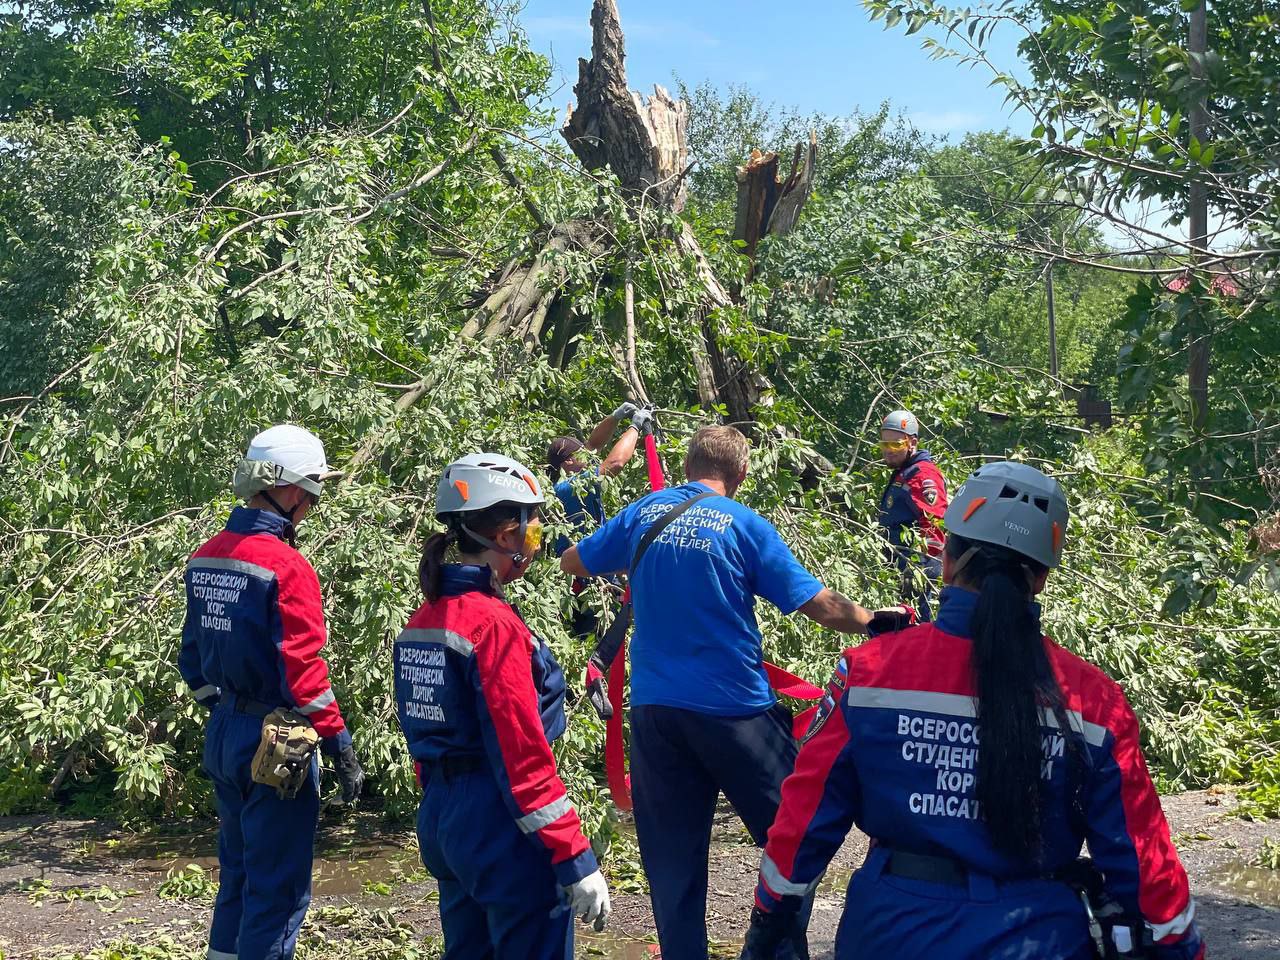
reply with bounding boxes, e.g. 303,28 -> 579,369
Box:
523,518 -> 545,556
880,438 -> 912,452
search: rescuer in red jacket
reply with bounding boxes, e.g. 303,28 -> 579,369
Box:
742,461 -> 1204,960
179,424 -> 364,960
877,409 -> 948,620
395,453 -> 610,958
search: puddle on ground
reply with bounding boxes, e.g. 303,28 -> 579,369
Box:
132,843 -> 421,898
818,866 -> 854,896
1209,859 -> 1280,909
577,932 -> 660,958
578,933 -> 738,958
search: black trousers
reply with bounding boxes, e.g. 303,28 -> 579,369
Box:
631,703 -> 811,960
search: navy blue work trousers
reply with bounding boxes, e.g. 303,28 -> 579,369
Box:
631,703 -> 807,960
204,706 -> 319,960
834,847 -> 1092,959
416,765 -> 573,960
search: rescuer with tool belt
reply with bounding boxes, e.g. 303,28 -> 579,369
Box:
561,425 -> 882,960
548,402 -> 655,720
742,462 -> 1204,960
179,424 -> 364,960
877,409 -> 947,620
395,453 -> 609,958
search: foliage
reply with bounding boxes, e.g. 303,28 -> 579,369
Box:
40,906 -> 444,959
0,0 -> 1277,871
157,862 -> 217,900
863,0 -> 1280,506
1255,837 -> 1280,870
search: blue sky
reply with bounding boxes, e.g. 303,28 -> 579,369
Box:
520,0 -> 1030,139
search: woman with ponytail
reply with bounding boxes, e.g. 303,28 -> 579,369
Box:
392,453 -> 610,958
742,462 -> 1204,960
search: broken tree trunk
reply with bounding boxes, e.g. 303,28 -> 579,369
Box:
733,131 -> 819,267
556,0 -> 831,482
460,220 -> 605,346
560,0 -> 689,212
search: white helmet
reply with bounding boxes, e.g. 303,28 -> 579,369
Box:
435,453 -> 545,517
233,425 -> 343,499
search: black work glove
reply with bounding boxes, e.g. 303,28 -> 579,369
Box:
740,905 -> 806,960
336,745 -> 364,804
868,604 -> 918,637
585,655 -> 613,721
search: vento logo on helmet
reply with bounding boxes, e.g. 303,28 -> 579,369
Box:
486,472 -> 529,493
1004,520 -> 1031,536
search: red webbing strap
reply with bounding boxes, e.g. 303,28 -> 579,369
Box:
604,618 -> 631,809
603,431 -> 826,806
604,434 -> 667,810
763,662 -> 826,738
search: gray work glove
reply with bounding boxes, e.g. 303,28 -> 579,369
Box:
565,868 -> 611,931
611,401 -> 638,421
336,745 -> 364,804
630,407 -> 655,435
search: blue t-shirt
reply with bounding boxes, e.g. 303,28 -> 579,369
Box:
553,469 -> 606,556
575,482 -> 824,715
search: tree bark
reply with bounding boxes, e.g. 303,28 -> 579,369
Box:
560,0 -> 689,212
1187,0 -> 1211,431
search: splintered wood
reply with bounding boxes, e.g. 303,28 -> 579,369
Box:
733,131 -> 819,264
560,0 -> 689,212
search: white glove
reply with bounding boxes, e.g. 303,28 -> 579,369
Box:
611,401 -> 638,420
565,869 -> 611,931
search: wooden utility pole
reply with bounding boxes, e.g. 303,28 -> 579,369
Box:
1187,0 -> 1211,430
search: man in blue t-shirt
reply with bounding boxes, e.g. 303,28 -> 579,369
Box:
561,425 -> 878,960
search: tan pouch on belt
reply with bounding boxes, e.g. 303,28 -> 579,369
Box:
250,708 -> 321,799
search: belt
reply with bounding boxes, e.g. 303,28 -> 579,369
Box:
884,849 -> 968,887
420,754 -> 486,783
224,692 -> 278,718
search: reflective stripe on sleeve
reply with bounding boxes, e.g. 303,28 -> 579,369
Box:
190,684 -> 218,701
759,851 -> 814,897
1149,898 -> 1197,940
515,796 -> 572,834
296,689 -> 335,715
207,950 -> 238,960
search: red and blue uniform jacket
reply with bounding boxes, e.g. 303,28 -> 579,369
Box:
393,564 -> 597,886
755,586 -> 1204,960
178,506 -> 351,753
878,451 -> 947,559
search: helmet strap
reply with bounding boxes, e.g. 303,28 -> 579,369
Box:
953,544 -> 1039,594
461,509 -> 531,568
261,490 -> 299,547
949,546 -> 980,581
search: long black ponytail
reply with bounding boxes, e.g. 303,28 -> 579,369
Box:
948,532 -> 1067,862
